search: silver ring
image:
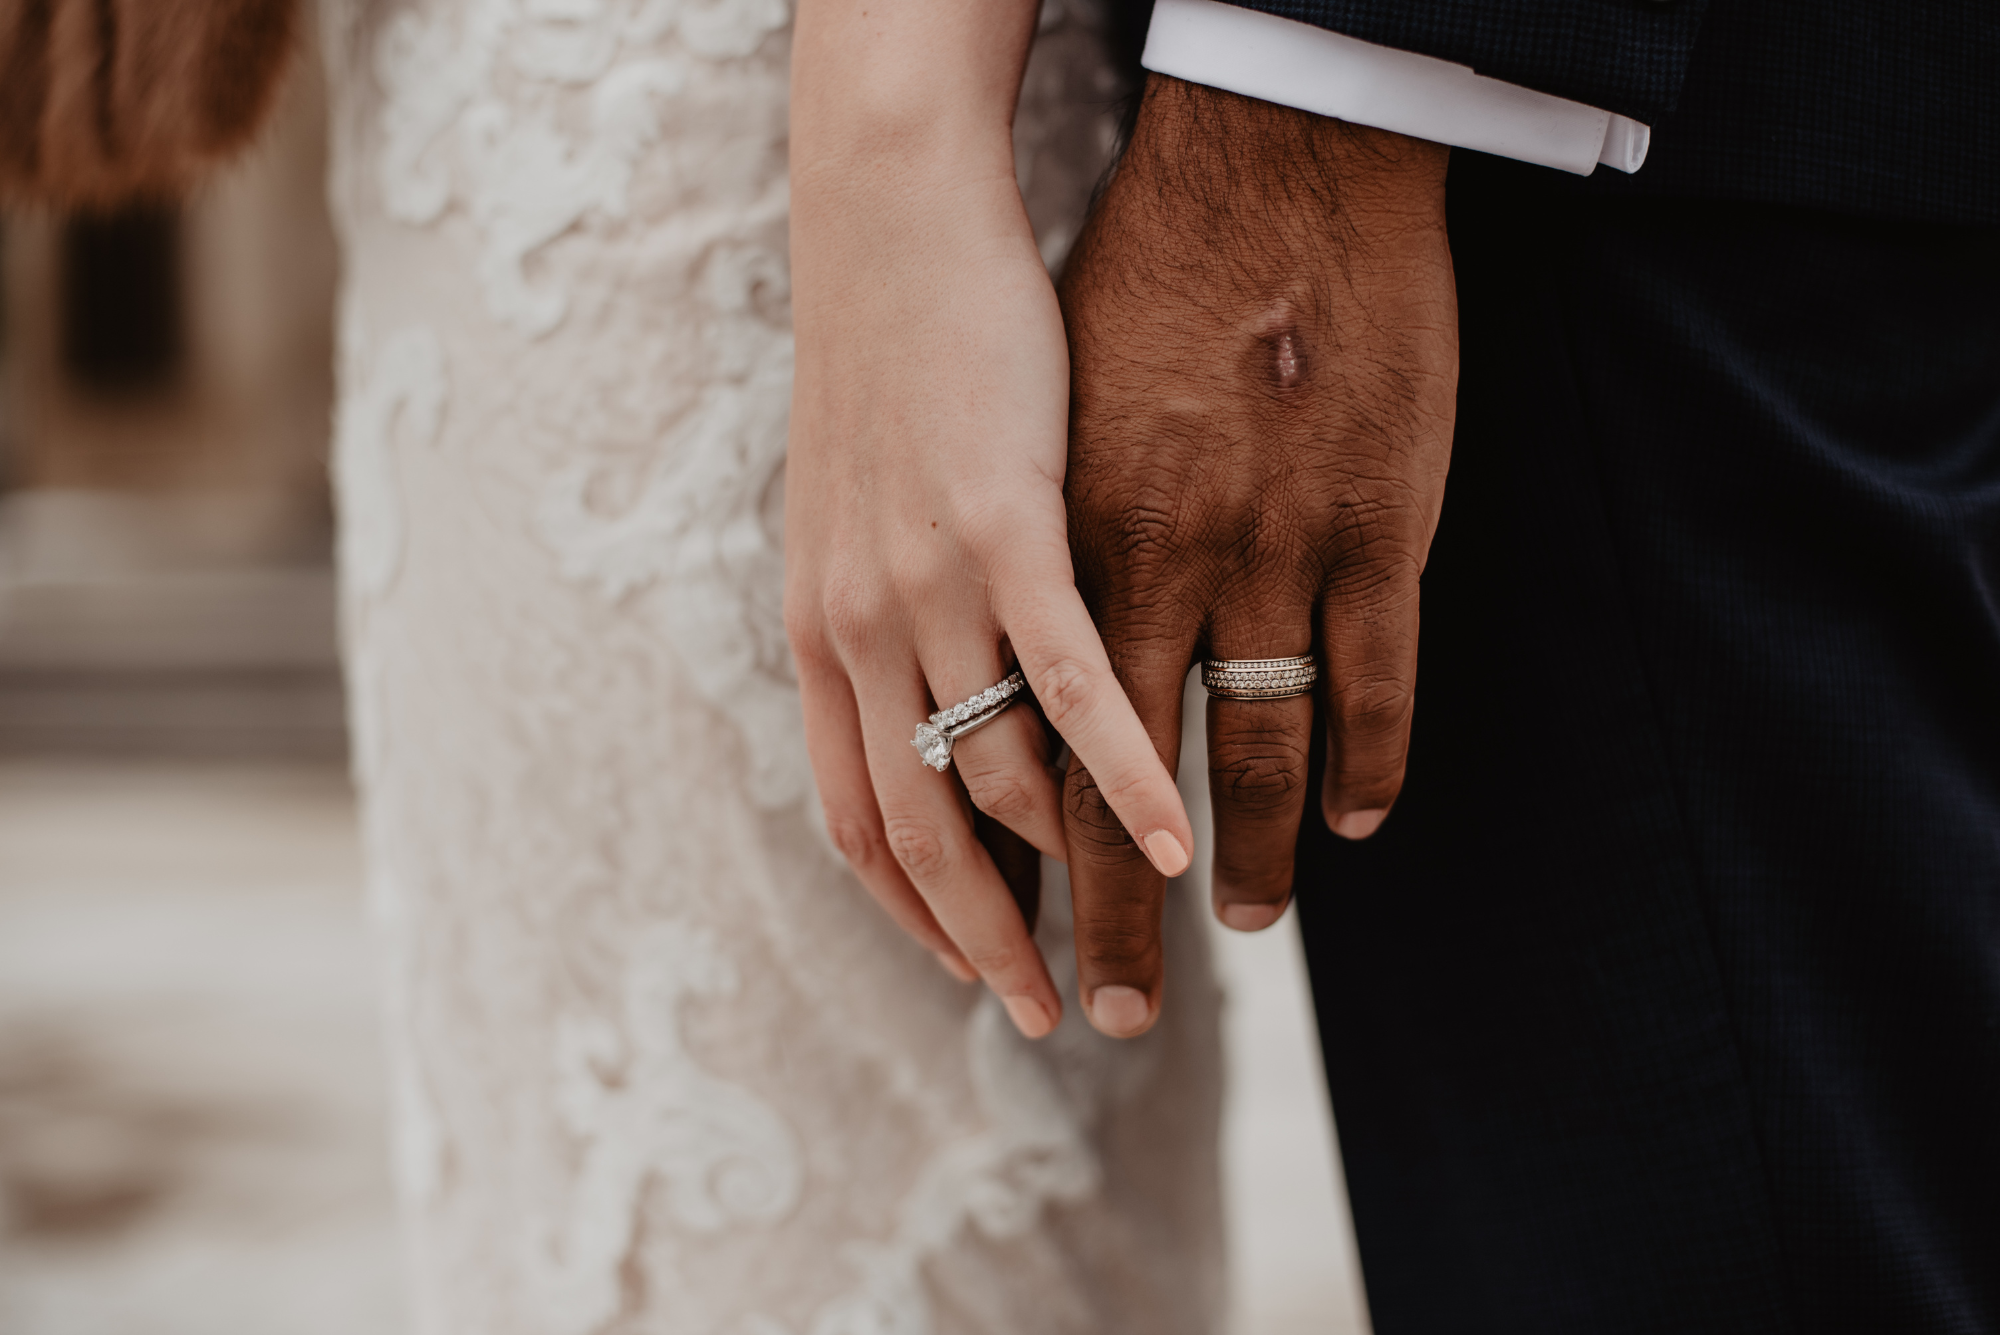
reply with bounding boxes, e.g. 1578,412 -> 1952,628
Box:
912,671 -> 1027,771
1202,655 -> 1317,701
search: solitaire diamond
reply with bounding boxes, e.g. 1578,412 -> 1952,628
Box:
912,723 -> 953,771
912,670 -> 1028,772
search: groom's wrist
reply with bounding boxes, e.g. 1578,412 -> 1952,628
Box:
1082,75 -> 1451,322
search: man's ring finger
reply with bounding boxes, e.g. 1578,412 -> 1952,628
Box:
1202,655 -> 1318,701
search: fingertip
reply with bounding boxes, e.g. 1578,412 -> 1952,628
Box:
1002,993 -> 1059,1039
1142,828 -> 1191,877
1218,900 -> 1287,932
1086,984 -> 1155,1038
1329,807 -> 1388,840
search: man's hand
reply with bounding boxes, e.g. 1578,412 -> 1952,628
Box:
1057,76 -> 1457,1037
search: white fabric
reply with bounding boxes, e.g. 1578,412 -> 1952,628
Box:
319,1 -> 1227,1332
1143,0 -> 1651,176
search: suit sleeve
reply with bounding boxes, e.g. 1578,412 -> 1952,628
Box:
1141,0 -> 1676,175
1219,0 -> 1709,124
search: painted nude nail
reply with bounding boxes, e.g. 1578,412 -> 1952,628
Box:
1142,829 -> 1191,877
1331,808 -> 1388,840
1088,985 -> 1152,1038
1002,994 -> 1056,1040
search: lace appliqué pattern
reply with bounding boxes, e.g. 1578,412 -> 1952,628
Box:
541,922 -> 803,1335
333,317 -> 446,601
323,0 -> 1224,1330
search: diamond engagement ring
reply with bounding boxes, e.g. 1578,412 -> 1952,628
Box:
1202,655 -> 1318,701
912,671 -> 1028,772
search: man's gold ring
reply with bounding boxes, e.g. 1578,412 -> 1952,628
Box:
1201,655 -> 1318,701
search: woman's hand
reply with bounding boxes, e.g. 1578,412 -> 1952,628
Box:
785,0 -> 1195,1039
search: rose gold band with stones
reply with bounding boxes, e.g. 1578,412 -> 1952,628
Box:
1201,655 -> 1318,701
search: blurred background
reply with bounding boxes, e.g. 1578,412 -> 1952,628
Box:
0,45 -> 1368,1335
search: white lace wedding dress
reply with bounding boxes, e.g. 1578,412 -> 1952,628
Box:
318,1 -> 1225,1331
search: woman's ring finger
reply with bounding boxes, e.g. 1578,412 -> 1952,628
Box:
911,670 -> 1028,772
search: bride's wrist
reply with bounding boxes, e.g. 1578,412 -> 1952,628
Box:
790,0 -> 1038,219
790,156 -> 1041,326
791,111 -> 1022,242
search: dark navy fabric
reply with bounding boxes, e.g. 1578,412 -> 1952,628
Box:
1292,152 -> 2000,1333
1213,0 -> 2000,224
1576,0 -> 2000,224
1221,0 -> 1707,123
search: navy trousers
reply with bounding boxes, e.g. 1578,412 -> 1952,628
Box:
1295,154 -> 2000,1333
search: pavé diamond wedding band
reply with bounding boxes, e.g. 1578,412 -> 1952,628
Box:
912,671 -> 1028,771
1202,655 -> 1318,701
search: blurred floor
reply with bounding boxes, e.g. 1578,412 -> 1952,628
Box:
0,761 -> 400,1335
0,757 -> 1367,1335
0,492 -> 344,760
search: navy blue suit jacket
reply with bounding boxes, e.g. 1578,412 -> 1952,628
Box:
1097,3 -> 2000,1330
1202,0 -> 2000,223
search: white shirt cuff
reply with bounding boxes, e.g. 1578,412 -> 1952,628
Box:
1142,0 -> 1651,177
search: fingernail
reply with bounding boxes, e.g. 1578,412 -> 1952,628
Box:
1003,994 -> 1057,1039
1088,984 -> 1153,1038
935,951 -> 978,983
1331,808 -> 1388,840
1219,901 -> 1286,932
1142,829 -> 1191,877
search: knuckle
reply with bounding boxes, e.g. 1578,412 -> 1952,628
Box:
950,488 -> 1038,558
1073,465 -> 1198,583
961,940 -> 1029,980
1328,538 -> 1425,605
1062,769 -> 1135,860
788,624 -> 840,677
1335,673 -> 1415,742
819,569 -> 888,652
784,591 -> 845,677
1212,734 -> 1310,810
960,935 -> 1032,975
1078,909 -> 1160,972
824,813 -> 884,870
963,765 -> 1041,827
1110,496 -> 1179,566
884,559 -> 938,611
781,594 -> 819,654
1228,500 -> 1309,577
882,816 -> 955,884
1091,761 -> 1163,819
880,538 -> 955,608
1030,655 -> 1099,731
